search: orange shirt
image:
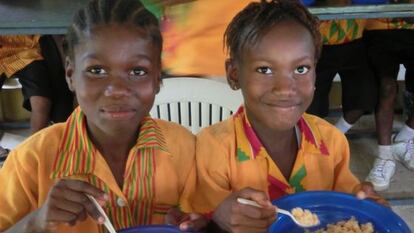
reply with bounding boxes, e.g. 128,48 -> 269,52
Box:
0,108 -> 195,232
0,35 -> 43,78
192,107 -> 360,213
162,0 -> 252,76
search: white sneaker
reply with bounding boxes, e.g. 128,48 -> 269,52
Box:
366,158 -> 396,191
393,139 -> 414,170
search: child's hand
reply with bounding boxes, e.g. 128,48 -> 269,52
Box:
355,181 -> 389,207
165,208 -> 208,232
32,179 -> 108,232
212,187 -> 276,233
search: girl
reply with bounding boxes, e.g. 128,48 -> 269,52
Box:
0,0 -> 197,232
192,1 -> 385,232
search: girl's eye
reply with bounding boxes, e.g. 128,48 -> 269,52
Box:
256,67 -> 273,74
294,66 -> 310,75
87,67 -> 107,75
130,68 -> 147,77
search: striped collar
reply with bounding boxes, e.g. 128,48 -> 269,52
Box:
234,106 -> 329,199
234,106 -> 329,162
51,107 -> 167,179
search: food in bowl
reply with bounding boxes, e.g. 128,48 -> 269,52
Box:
291,207 -> 320,227
305,217 -> 375,233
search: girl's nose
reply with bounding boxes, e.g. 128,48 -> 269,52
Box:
104,77 -> 131,98
272,73 -> 296,95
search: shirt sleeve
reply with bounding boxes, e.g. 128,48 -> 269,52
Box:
332,133 -> 361,194
191,129 -> 233,214
0,149 -> 38,231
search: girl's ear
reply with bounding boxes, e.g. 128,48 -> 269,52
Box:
225,59 -> 240,90
155,73 -> 161,94
65,57 -> 75,92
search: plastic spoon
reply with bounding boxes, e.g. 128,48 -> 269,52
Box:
237,197 -> 319,228
87,194 -> 117,233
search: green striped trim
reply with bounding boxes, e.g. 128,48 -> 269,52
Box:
51,108 -> 168,227
289,165 -> 307,192
51,108 -> 96,178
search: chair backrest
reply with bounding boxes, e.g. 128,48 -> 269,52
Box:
150,77 -> 243,134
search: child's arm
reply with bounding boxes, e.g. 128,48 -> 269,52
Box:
192,130 -> 235,214
0,150 -> 107,232
332,133 -> 361,193
332,133 -> 388,206
4,179 -> 108,233
193,128 -> 275,232
211,188 -> 276,233
354,182 -> 389,206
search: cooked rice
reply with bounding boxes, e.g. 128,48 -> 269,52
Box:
305,217 -> 375,233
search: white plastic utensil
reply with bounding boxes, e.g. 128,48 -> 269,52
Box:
87,194 -> 117,233
237,197 -> 319,228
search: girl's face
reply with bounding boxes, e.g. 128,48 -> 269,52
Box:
227,20 -> 316,132
66,24 -> 161,135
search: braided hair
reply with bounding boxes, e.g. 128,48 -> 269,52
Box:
224,0 -> 321,62
64,0 -> 162,62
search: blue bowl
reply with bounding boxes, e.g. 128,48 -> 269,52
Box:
269,191 -> 410,233
301,0 -> 316,6
351,0 -> 388,4
118,225 -> 185,233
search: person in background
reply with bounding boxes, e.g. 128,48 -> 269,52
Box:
307,0 -> 377,134
0,0 -> 201,232
364,14 -> 414,191
0,35 -> 73,135
191,1 -> 385,232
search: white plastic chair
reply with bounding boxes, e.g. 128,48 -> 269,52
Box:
150,77 -> 243,134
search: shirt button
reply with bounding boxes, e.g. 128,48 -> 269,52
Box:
116,197 -> 126,207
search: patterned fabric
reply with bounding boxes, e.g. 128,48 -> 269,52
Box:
0,107 -> 195,232
365,18 -> 414,30
319,19 -> 366,45
0,35 -> 43,78
51,107 -> 167,230
233,106 -> 329,199
193,106 -> 360,214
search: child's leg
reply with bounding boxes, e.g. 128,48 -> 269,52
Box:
391,36 -> 414,170
307,45 -> 338,118
403,63 -> 414,118
365,30 -> 400,191
28,96 -> 52,133
338,39 -> 377,133
15,60 -> 52,134
364,30 -> 400,146
39,35 -> 73,123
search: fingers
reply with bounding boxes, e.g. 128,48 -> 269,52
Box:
179,213 -> 209,232
356,182 -> 390,207
43,179 -> 108,226
165,207 -> 185,225
60,179 -> 107,201
166,209 -> 208,232
44,206 -> 79,223
228,211 -> 275,228
238,188 -> 273,209
232,200 -> 275,220
48,198 -> 85,217
223,188 -> 275,231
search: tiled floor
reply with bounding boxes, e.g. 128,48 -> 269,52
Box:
1,115 -> 414,231
391,200 -> 414,231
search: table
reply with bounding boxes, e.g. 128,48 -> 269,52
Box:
311,3 -> 414,20
0,0 -> 88,35
0,1 -> 413,35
